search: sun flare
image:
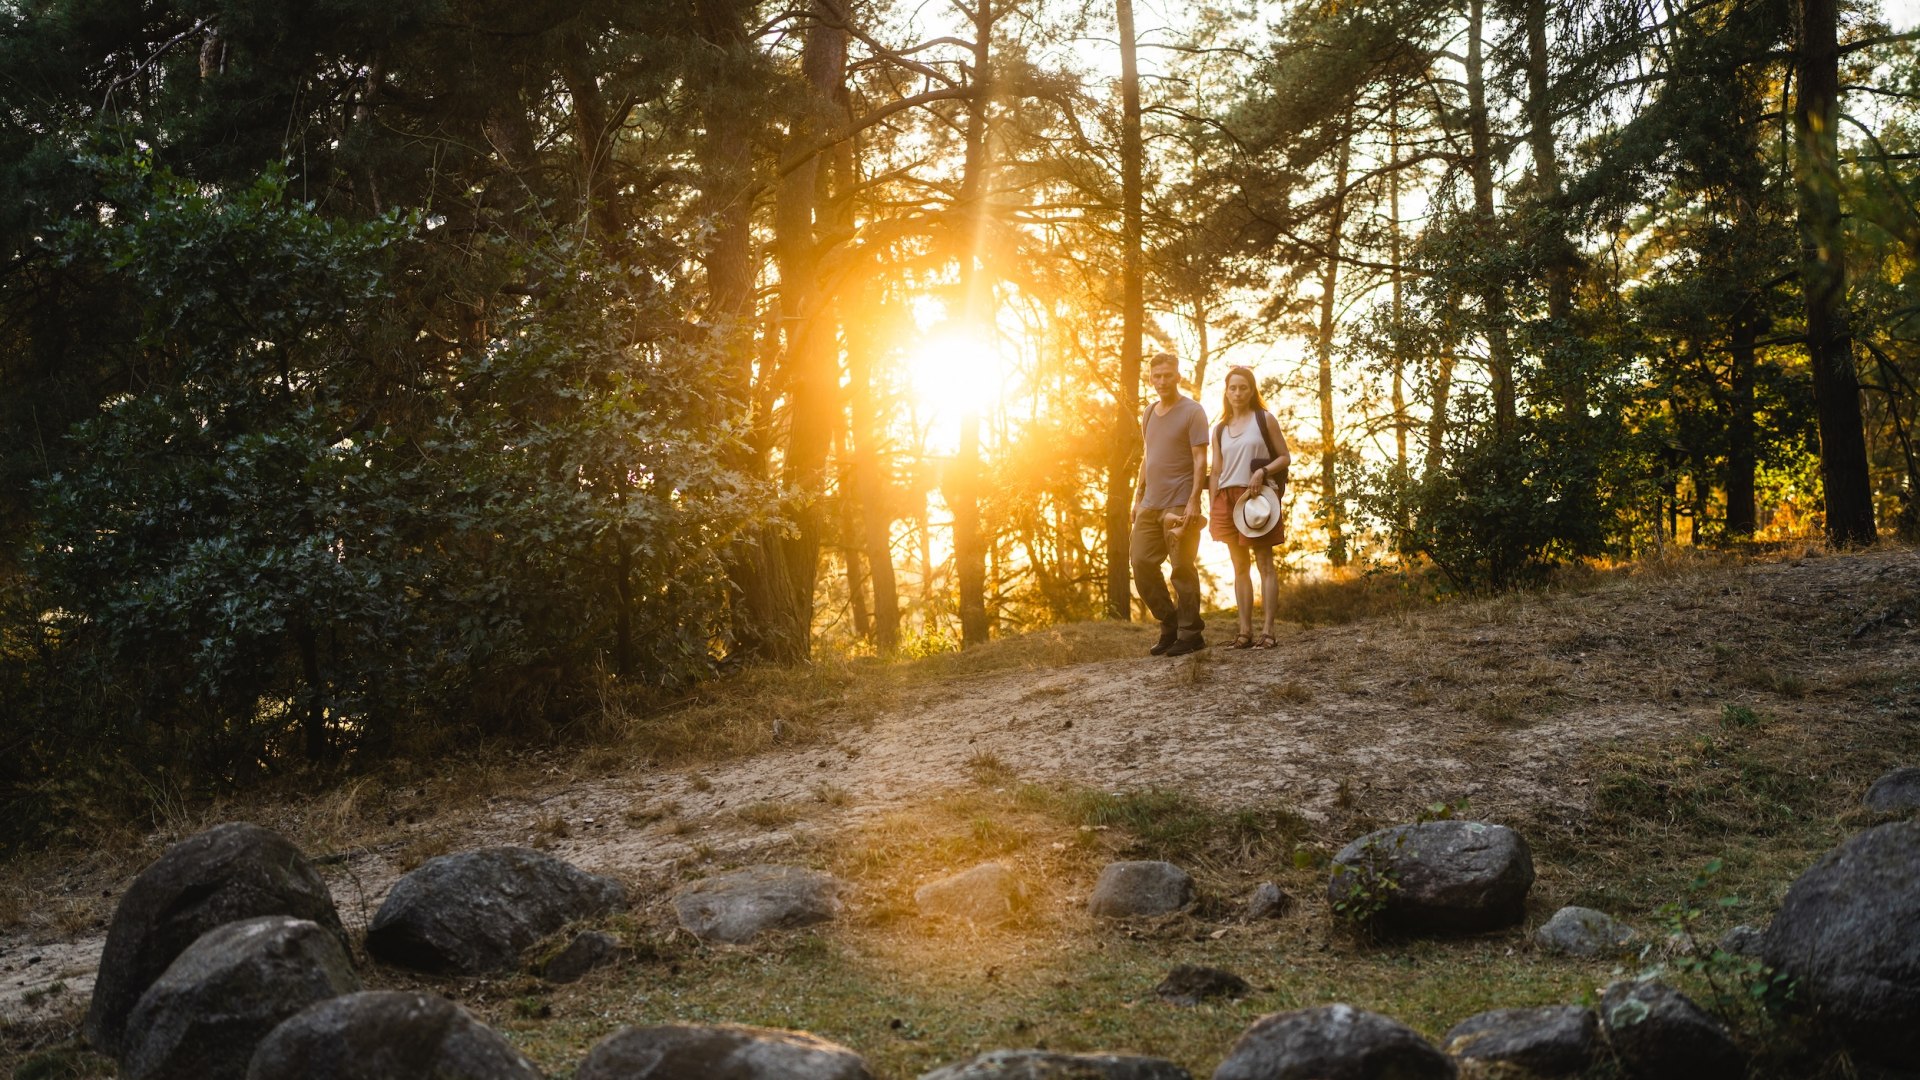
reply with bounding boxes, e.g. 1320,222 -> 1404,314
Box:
905,329 -> 1001,416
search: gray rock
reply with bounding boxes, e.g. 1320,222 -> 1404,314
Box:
921,1049 -> 1192,1079
916,862 -> 1026,923
1087,861 -> 1193,919
673,865 -> 839,944
365,847 -> 625,974
86,822 -> 345,1056
1246,882 -> 1293,920
1533,906 -> 1638,957
1718,924 -> 1765,958
121,916 -> 360,1080
1443,1005 -> 1598,1076
246,990 -> 541,1080
1327,821 -> 1533,933
1155,964 -> 1250,1006
539,930 -> 620,983
1763,819 -> 1920,1063
1599,979 -> 1743,1079
576,1022 -> 872,1080
1864,767 -> 1920,813
1213,1003 -> 1457,1079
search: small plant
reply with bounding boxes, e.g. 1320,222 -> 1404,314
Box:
1330,833 -> 1403,927
1417,797 -> 1471,822
813,783 -> 852,808
1655,859 -> 1796,1022
966,751 -> 1016,786
1720,704 -> 1765,729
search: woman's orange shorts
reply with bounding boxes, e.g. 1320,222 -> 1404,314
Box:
1209,485 -> 1282,548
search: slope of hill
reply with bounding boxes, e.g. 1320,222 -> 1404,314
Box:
6,547 -> 1919,1076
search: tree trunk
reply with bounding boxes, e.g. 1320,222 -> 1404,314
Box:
697,0 -> 809,663
1467,0 -> 1517,434
846,300 -> 901,651
1524,0 -> 1582,419
1316,125 -> 1351,568
1105,0 -> 1144,620
1389,97 -> 1408,478
950,0 -> 994,646
1726,309 -> 1760,537
1795,0 -> 1877,545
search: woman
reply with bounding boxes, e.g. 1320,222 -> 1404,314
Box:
1208,366 -> 1291,648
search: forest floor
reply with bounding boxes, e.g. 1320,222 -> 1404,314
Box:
5,545 -> 1920,1077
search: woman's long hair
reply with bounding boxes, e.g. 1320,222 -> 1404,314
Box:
1219,365 -> 1269,418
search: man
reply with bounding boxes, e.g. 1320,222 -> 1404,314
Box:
1131,351 -> 1208,656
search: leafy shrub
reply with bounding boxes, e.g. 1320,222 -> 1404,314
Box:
1,156 -> 772,850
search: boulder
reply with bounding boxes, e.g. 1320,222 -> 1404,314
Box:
121,916 -> 360,1080
246,990 -> 541,1080
1598,979 -> 1743,1079
576,1023 -> 872,1080
921,1049 -> 1192,1079
1718,924 -> 1765,958
1763,819 -> 1920,1062
1246,882 -> 1293,920
1863,767 -> 1920,813
86,822 -> 345,1056
1532,906 -> 1637,957
673,865 -> 840,944
1154,964 -> 1249,1006
1443,1005 -> 1598,1076
1087,861 -> 1193,919
1327,821 -> 1532,933
1213,1004 -> 1456,1080
539,930 -> 621,984
365,847 -> 625,974
916,862 -> 1026,923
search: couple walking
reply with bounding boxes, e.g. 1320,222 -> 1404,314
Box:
1130,351 -> 1290,656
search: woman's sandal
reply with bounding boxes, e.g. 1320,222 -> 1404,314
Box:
1254,633 -> 1276,649
1230,634 -> 1254,649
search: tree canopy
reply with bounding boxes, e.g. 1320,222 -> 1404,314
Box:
3,0 -> 1917,848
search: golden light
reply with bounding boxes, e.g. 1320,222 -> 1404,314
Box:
906,326 -> 1000,418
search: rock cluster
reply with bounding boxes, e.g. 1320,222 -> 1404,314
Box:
77,777 -> 1920,1078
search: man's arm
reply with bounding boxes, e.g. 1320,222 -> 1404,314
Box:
1184,442 -> 1206,524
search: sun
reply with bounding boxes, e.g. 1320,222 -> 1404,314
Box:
905,326 -> 1001,419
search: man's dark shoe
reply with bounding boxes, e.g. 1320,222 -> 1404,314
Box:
1149,624 -> 1178,656
1165,636 -> 1207,657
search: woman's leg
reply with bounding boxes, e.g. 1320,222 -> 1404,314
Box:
1255,546 -> 1279,637
1230,542 -> 1254,638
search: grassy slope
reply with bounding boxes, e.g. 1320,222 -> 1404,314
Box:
7,546 -> 1920,1078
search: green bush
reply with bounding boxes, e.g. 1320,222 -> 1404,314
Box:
1,156 -> 772,850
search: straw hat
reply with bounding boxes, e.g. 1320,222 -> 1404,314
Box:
1234,486 -> 1282,540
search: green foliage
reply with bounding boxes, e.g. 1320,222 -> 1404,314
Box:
1329,831 -> 1402,928
0,155 -> 771,851
1654,859 -> 1797,1021
1362,425 -> 1613,590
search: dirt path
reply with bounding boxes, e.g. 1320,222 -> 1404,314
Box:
6,547 -> 1918,1032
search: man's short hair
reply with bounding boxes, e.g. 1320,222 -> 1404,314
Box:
1148,351 -> 1179,370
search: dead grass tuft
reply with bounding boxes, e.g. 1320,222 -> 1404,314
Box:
396,833 -> 454,871
734,800 -> 806,829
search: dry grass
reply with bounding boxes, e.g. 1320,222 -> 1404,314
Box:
733,801 -> 807,830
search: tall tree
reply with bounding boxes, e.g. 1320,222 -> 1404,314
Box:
1795,0 -> 1877,544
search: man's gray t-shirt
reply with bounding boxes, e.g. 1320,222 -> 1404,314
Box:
1139,396 -> 1209,509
